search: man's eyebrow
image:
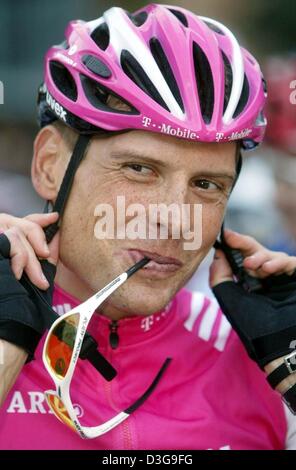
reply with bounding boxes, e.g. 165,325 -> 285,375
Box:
110,150 -> 167,167
110,150 -> 236,181
193,170 -> 236,182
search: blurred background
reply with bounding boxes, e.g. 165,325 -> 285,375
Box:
0,1 -> 295,291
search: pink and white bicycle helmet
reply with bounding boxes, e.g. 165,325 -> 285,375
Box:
38,4 -> 268,242
38,4 -> 267,150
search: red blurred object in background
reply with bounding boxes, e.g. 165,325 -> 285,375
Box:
265,55 -> 296,156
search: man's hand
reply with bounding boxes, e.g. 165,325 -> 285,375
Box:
0,211 -> 60,407
209,229 -> 296,396
0,212 -> 59,289
210,229 -> 296,286
0,211 -> 61,352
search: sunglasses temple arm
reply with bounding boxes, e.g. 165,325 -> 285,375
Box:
87,257 -> 151,311
124,357 -> 172,415
126,257 -> 150,278
71,258 -> 151,380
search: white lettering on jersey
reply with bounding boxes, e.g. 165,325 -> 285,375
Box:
6,390 -> 84,417
7,391 -> 27,413
28,392 -> 47,414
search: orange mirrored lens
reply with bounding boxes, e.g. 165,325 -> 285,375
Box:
46,393 -> 76,431
45,313 -> 80,378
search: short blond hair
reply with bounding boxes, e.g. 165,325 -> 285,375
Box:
52,120 -> 79,150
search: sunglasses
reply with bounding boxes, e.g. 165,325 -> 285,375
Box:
42,257 -> 172,439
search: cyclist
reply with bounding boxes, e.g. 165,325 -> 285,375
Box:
0,4 -> 296,449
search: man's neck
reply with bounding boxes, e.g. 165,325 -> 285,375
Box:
54,261 -> 141,321
55,261 -> 94,303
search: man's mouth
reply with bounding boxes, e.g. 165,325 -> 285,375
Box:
127,249 -> 183,273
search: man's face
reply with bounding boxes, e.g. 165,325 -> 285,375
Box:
57,130 -> 236,319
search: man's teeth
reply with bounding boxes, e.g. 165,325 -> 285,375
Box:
144,260 -> 157,268
143,260 -> 165,268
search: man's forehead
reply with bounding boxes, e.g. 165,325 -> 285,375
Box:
107,134 -> 237,172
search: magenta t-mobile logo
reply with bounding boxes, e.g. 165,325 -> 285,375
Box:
142,116 -> 152,127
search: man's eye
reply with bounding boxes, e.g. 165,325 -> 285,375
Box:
126,164 -> 153,175
194,179 -> 220,190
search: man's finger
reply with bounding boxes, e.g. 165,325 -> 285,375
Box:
25,212 -> 59,226
243,251 -> 271,271
262,255 -> 296,275
7,229 -> 49,289
223,229 -> 263,257
48,232 -> 60,266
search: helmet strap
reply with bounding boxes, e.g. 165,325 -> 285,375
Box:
43,134 -> 92,243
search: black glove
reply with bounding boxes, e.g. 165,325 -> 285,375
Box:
212,270 -> 296,369
0,233 -> 117,380
0,233 -> 57,359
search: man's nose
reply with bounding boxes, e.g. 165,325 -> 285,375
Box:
160,176 -> 189,206
148,178 -> 191,239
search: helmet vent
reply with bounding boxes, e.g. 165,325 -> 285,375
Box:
203,21 -> 225,35
192,42 -> 214,124
91,22 -> 110,51
255,109 -> 266,126
80,74 -> 139,114
233,74 -> 250,119
167,9 -> 188,27
82,55 -> 112,78
149,38 -> 184,112
120,49 -> 170,112
128,11 -> 148,27
262,78 -> 267,94
222,51 -> 233,114
49,61 -> 78,101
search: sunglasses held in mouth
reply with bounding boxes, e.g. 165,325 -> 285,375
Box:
43,257 -> 172,439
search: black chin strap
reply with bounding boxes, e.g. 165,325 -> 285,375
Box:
214,149 -> 262,292
44,134 -> 92,243
235,150 -> 243,184
214,149 -> 243,249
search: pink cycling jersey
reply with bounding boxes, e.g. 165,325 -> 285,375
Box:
0,284 -> 294,450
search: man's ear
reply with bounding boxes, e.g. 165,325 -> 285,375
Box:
31,125 -> 70,201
